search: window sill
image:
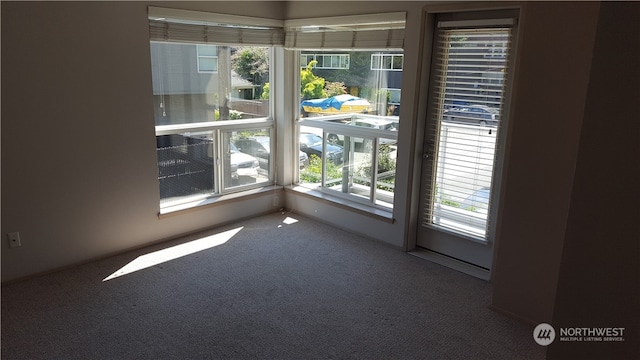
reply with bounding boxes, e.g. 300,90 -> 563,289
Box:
158,185 -> 282,218
285,185 -> 395,224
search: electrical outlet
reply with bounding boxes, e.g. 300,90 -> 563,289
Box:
272,195 -> 280,207
8,232 -> 21,248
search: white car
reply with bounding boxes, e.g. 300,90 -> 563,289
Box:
230,143 -> 259,178
235,136 -> 309,169
326,118 -> 398,149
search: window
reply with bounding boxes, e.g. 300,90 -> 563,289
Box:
301,53 -> 350,69
197,44 -> 218,73
149,7 -> 283,210
286,13 -> 405,211
370,53 -> 404,71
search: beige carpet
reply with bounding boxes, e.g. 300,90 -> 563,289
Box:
2,211 -> 545,359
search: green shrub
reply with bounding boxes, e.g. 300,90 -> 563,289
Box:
215,109 -> 243,120
300,154 -> 341,184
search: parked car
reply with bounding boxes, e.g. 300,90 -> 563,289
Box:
229,142 -> 259,179
443,105 -> 500,126
299,148 -> 309,167
235,136 -> 309,169
299,132 -> 344,165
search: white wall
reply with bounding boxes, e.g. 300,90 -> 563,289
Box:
489,2 -> 601,324
1,1 -> 285,282
548,3 -> 640,358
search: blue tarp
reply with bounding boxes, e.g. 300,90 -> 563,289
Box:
301,94 -> 364,111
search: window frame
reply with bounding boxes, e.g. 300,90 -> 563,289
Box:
287,13 -> 406,214
301,53 -> 350,69
155,118 -> 275,212
370,53 -> 404,71
148,7 -> 282,212
149,8 -> 407,216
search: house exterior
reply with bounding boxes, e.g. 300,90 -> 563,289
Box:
303,51 -> 403,115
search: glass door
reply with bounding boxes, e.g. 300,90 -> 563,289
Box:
417,14 -> 517,271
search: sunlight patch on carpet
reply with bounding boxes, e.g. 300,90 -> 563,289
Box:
282,217 -> 299,225
278,216 -> 299,227
103,226 -> 244,281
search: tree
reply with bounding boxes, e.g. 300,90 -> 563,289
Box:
231,47 -> 269,98
261,60 -> 329,100
315,52 -> 371,93
324,81 -> 347,97
300,60 -> 326,100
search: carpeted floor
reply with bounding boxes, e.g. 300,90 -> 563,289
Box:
1,211 -> 545,359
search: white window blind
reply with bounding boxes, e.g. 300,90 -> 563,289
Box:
148,7 -> 285,46
284,13 -> 406,50
425,21 -> 514,240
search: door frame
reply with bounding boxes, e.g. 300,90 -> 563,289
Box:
406,3 -> 522,280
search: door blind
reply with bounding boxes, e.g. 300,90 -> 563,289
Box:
424,25 -> 513,240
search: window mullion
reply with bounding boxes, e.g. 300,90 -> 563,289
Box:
370,137 -> 379,204
213,128 -> 222,194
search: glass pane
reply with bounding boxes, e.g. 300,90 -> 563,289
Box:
371,54 -> 381,70
198,57 -> 218,72
429,28 -> 511,239
299,128 -> 344,186
392,55 -> 403,70
324,133 -> 350,192
348,135 -> 375,201
156,132 -> 215,205
382,55 -> 392,70
375,142 -> 396,208
150,42 -> 270,126
299,50 -> 402,118
331,56 -> 339,68
232,128 -> 272,179
197,44 -> 217,56
223,130 -> 269,190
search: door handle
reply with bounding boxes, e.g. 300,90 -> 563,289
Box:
423,141 -> 434,159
